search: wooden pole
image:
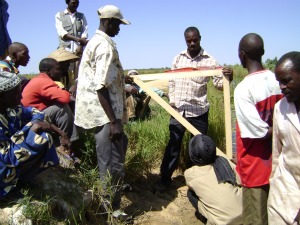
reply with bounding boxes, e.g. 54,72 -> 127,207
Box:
223,75 -> 233,159
133,76 -> 228,158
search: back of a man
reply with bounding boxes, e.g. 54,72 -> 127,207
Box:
234,33 -> 283,224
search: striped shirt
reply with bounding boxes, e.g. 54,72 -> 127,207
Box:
169,48 -> 223,117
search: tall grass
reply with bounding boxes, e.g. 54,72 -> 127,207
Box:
18,65 -> 247,224
124,65 -> 247,181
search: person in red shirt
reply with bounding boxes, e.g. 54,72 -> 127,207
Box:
22,58 -> 79,151
234,33 -> 283,225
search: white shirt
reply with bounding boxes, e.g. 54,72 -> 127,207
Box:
75,30 -> 126,129
55,9 -> 88,53
268,98 -> 300,224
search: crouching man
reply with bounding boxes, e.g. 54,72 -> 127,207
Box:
184,134 -> 243,225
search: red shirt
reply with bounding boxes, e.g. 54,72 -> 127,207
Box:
234,70 -> 283,187
21,73 -> 70,111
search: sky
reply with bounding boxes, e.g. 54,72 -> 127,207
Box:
5,0 -> 300,75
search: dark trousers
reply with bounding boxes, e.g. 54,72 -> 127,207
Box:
160,111 -> 208,184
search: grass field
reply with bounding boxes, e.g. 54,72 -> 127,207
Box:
18,65 -> 249,224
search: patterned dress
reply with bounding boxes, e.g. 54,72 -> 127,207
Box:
0,105 -> 59,197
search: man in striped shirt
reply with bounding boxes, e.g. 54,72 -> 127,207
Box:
156,26 -> 233,191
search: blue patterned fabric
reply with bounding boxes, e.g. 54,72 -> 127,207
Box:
0,0 -> 11,58
0,105 -> 59,197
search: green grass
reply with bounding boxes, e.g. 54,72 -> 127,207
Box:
18,65 -> 247,224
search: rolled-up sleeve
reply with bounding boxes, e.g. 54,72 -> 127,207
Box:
55,12 -> 68,38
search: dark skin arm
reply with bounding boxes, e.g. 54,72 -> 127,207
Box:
97,87 -> 123,142
63,34 -> 88,46
262,127 -> 272,140
30,120 -> 71,150
62,34 -> 88,56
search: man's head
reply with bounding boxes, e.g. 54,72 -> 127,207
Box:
8,42 -> 30,68
98,5 -> 130,37
0,71 -> 22,111
238,33 -> 264,68
39,58 -> 63,82
66,0 -> 79,13
189,134 -> 216,166
275,51 -> 300,104
184,27 -> 201,58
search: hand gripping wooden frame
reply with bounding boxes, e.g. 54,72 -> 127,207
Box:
131,68 -> 232,159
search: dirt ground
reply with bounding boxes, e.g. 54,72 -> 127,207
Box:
119,79 -> 204,224
122,169 -> 205,225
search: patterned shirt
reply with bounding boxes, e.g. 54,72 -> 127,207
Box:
75,30 -> 126,129
169,48 -> 223,117
0,105 -> 59,197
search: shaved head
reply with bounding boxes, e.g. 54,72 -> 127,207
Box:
7,42 -> 30,68
8,42 -> 28,56
239,33 -> 264,60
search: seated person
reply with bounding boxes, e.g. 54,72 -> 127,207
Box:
125,69 -> 168,120
48,48 -> 80,112
184,134 -> 243,225
0,42 -> 30,91
21,58 -> 79,155
0,71 -> 70,201
48,48 -> 79,89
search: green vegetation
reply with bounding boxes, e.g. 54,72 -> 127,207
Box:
19,64 -> 247,224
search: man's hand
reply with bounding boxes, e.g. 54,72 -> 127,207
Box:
77,37 -> 88,46
59,132 -> 71,151
125,85 -> 138,94
109,119 -> 123,142
69,84 -> 77,101
222,67 -> 233,81
170,103 -> 177,109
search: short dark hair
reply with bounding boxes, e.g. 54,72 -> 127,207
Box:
184,27 -> 201,37
239,33 -> 264,61
276,51 -> 300,73
39,58 -> 57,73
65,0 -> 70,4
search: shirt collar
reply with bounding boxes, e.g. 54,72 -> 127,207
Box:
180,48 -> 208,59
95,30 -> 116,47
5,56 -> 19,74
63,9 -> 77,15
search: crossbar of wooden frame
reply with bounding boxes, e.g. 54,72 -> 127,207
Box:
132,68 -> 233,159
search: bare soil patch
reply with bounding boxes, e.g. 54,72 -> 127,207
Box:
122,169 -> 204,225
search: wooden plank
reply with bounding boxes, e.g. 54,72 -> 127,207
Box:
223,75 -> 233,159
133,76 -> 228,158
136,69 -> 223,81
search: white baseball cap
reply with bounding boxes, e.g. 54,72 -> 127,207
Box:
97,5 -> 130,25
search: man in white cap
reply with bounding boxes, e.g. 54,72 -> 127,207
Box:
125,69 -> 167,120
74,5 -> 130,218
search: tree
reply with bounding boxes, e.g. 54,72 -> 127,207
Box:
264,57 -> 278,71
